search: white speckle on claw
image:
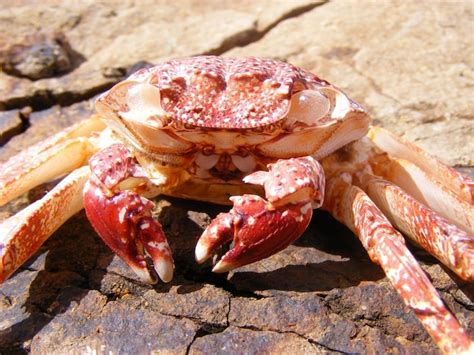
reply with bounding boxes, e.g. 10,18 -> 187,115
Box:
300,202 -> 312,215
118,208 -> 127,224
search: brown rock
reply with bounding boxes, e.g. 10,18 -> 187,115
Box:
1,32 -> 79,80
30,291 -> 198,354
324,283 -> 430,343
0,110 -> 24,145
189,326 -> 324,354
143,283 -> 230,327
0,270 -> 48,350
229,290 -> 432,353
230,295 -> 331,338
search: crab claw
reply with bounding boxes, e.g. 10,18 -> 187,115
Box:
83,143 -> 174,284
196,156 -> 324,272
195,194 -> 313,272
84,184 -> 174,283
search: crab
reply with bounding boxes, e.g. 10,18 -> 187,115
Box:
0,56 -> 473,352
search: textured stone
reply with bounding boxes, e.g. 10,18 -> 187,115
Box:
0,270 -> 48,351
143,283 -> 230,327
1,32 -> 77,80
189,326 -> 323,354
0,110 -> 24,145
30,291 -> 198,354
323,284 -> 432,349
228,250 -> 434,353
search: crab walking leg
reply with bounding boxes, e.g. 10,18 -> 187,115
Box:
83,143 -> 174,284
370,156 -> 474,235
196,157 -> 323,272
0,166 -> 90,283
0,138 -> 93,206
324,177 -> 473,354
368,126 -> 474,203
358,174 -> 474,281
0,116 -> 105,206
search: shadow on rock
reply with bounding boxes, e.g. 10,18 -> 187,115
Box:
229,258 -> 385,294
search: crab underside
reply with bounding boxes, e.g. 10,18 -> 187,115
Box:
0,56 -> 473,353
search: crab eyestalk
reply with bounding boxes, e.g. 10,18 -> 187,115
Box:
83,143 -> 174,284
196,156 -> 324,272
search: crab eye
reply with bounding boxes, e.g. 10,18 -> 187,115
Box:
97,81 -> 169,128
286,90 -> 331,125
97,81 -> 192,154
321,86 -> 352,119
120,82 -> 168,127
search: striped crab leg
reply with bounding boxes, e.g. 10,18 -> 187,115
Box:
323,130 -> 474,282
0,117 -> 106,282
358,127 -> 474,281
367,126 -> 474,235
368,126 -> 473,203
0,115 -> 105,206
358,173 -> 474,281
324,176 -> 473,354
0,166 -> 90,282
369,156 -> 474,235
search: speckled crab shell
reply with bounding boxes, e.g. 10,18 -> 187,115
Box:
114,56 -> 331,129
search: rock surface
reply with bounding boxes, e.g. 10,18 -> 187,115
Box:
0,109 -> 24,145
0,1 -> 473,354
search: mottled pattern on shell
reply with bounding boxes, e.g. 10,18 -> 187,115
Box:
129,56 -> 327,129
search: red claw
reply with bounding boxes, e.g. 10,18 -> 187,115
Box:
83,144 -> 174,284
195,194 -> 312,272
196,156 -> 324,272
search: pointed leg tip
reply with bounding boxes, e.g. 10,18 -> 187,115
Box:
154,259 -> 174,283
212,260 -> 235,273
195,241 -> 212,264
130,265 -> 157,285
